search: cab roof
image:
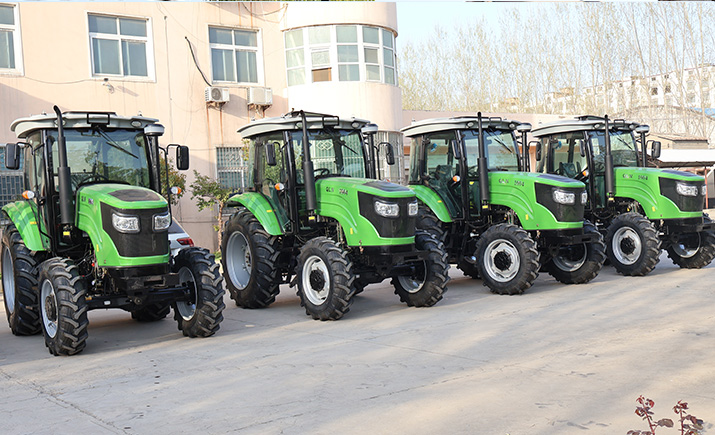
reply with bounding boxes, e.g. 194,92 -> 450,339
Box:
11,111 -> 159,139
238,111 -> 371,139
532,115 -> 644,138
401,116 -> 523,137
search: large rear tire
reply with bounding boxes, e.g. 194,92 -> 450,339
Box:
666,216 -> 715,269
392,232 -> 449,307
546,221 -> 606,284
475,224 -> 540,295
296,237 -> 355,321
38,258 -> 89,356
1,224 -> 43,335
221,208 -> 281,308
172,248 -> 225,337
605,212 -> 660,276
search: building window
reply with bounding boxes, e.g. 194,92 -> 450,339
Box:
88,14 -> 152,78
216,147 -> 248,192
284,24 -> 397,86
650,87 -> 658,96
209,26 -> 261,84
0,4 -> 21,73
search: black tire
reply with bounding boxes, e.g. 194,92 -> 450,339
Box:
416,206 -> 446,242
221,208 -> 281,308
392,232 -> 449,307
475,223 -> 540,295
605,212 -> 660,276
131,304 -> 171,322
172,248 -> 225,337
546,221 -> 606,284
38,258 -> 89,356
295,237 -> 355,321
1,224 -> 43,335
666,216 -> 715,269
457,258 -> 481,279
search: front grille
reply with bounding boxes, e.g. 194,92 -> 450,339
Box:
101,203 -> 169,257
659,178 -> 704,212
534,183 -> 585,222
358,192 -> 416,238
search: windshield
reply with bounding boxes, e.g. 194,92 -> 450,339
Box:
49,128 -> 151,191
462,128 -> 520,171
291,129 -> 366,183
589,130 -> 639,170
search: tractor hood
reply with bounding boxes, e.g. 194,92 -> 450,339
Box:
77,184 -> 168,210
613,167 -> 705,218
316,177 -> 415,199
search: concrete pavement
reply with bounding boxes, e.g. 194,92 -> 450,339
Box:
1,254 -> 715,434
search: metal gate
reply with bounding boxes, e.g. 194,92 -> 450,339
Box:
0,144 -> 24,223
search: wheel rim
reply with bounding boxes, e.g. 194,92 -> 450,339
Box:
397,261 -> 426,293
226,232 -> 251,290
40,279 -> 58,338
2,246 -> 15,314
672,234 -> 701,259
553,244 -> 588,272
484,238 -> 520,283
612,227 -> 642,265
176,267 -> 198,321
301,255 -> 330,306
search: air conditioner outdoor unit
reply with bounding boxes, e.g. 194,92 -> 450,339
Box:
247,87 -> 273,106
205,86 -> 230,103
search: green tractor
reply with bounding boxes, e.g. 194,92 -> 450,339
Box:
531,115 -> 715,276
402,113 -> 605,295
0,107 -> 225,355
220,111 -> 449,320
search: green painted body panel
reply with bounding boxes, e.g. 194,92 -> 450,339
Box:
315,177 -> 414,247
613,167 -> 704,220
76,184 -> 170,267
226,192 -> 284,236
409,184 -> 453,223
2,201 -> 50,251
488,172 -> 584,231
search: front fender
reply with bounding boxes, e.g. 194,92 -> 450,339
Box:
2,201 -> 49,252
226,192 -> 284,236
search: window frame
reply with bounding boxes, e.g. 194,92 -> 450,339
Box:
208,25 -> 263,86
0,2 -> 23,76
87,12 -> 155,81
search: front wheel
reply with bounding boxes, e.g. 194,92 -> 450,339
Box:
1,224 -> 43,335
605,213 -> 660,276
546,221 -> 606,284
172,248 -> 225,337
295,237 -> 355,321
392,232 -> 449,307
38,258 -> 89,356
475,224 -> 540,295
666,217 -> 715,269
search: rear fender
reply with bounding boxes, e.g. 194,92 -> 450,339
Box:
2,201 -> 50,252
226,192 -> 284,235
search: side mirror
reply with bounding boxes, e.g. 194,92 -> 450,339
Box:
535,142 -> 542,161
266,142 -> 277,166
4,143 -> 20,170
176,145 -> 190,170
450,139 -> 461,160
651,140 -> 661,159
382,142 -> 396,166
579,144 -> 586,157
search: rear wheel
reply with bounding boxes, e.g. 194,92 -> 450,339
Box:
131,304 -> 171,322
666,216 -> 715,269
172,248 -> 225,337
546,221 -> 606,284
1,224 -> 43,335
221,208 -> 281,308
475,224 -> 539,295
606,212 -> 660,276
38,258 -> 89,356
296,237 -> 355,321
392,232 -> 449,307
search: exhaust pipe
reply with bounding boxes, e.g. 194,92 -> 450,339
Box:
477,112 -> 490,206
54,105 -> 74,226
300,111 -> 317,213
603,115 -> 615,202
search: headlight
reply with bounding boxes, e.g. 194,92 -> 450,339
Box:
408,201 -> 418,217
112,213 -> 140,233
701,185 -> 707,196
581,191 -> 588,205
153,212 -> 171,231
375,200 -> 399,218
552,189 -> 576,205
676,182 -> 698,197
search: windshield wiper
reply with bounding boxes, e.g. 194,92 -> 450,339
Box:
486,132 -> 514,154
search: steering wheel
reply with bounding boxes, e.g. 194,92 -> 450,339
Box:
314,168 -> 330,176
467,165 -> 479,177
76,173 -> 111,188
